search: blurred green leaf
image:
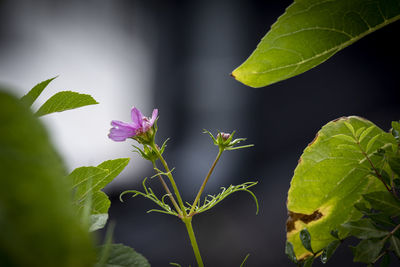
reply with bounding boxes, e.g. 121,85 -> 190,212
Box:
90,214 -> 109,232
363,191 -> 400,217
380,253 -> 390,267
0,90 -> 94,267
69,158 -> 130,230
388,155 -> 400,176
342,219 -> 388,239
287,116 -> 396,259
95,244 -> 150,267
352,239 -> 385,263
303,255 -> 314,267
320,240 -> 340,264
36,90 -> 98,116
232,0 -> 400,88
20,76 -> 57,107
392,121 -> 400,142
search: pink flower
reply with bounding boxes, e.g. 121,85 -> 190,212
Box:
108,107 -> 158,142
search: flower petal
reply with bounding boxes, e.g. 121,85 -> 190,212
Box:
131,107 -> 143,128
108,120 -> 136,141
149,109 -> 158,126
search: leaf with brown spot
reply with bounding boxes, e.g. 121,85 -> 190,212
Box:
286,116 -> 396,259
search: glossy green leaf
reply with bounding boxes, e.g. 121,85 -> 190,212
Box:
391,121 -> 400,141
342,219 -> 388,239
303,255 -> 314,267
286,116 -> 396,259
285,241 -> 298,264
363,191 -> 400,216
320,240 -> 340,264
0,90 -> 94,267
36,90 -> 98,116
20,76 -> 57,106
95,244 -> 150,267
388,155 -> 400,176
232,0 -> 400,88
352,239 -> 385,263
300,228 -> 313,253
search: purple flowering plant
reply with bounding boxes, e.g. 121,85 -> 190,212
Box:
109,106 -> 258,267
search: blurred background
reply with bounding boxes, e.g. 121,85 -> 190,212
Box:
0,0 -> 399,266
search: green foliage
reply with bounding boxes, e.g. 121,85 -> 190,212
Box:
0,90 -> 95,267
20,76 -> 57,106
68,158 -> 130,230
232,0 -> 400,88
286,116 -> 397,260
36,90 -> 98,116
95,244 -> 150,267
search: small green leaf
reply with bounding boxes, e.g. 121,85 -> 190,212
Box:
359,126 -> 375,143
344,121 -> 356,136
332,134 -> 356,143
20,76 -> 57,107
90,214 -> 109,232
355,127 -> 366,139
95,244 -> 150,267
330,230 -> 340,240
366,134 -> 381,154
300,228 -> 313,253
285,241 -> 297,264
390,235 -> 400,258
320,240 -> 340,264
367,213 -> 396,228
35,91 -> 98,116
342,219 -> 388,239
363,191 -> 400,216
232,0 -> 400,87
352,239 -> 385,263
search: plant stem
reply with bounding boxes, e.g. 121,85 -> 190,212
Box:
151,161 -> 182,216
150,142 -> 187,216
189,148 -> 223,216
182,217 -> 204,267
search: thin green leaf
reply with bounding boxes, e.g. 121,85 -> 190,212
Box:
303,256 -> 314,267
232,0 -> 400,87
342,219 -> 389,239
239,253 -> 250,267
359,126 -> 375,143
36,91 -> 98,116
366,134 -> 381,154
355,127 -> 366,139
332,134 -> 356,143
388,155 -> 400,176
344,121 -> 356,136
20,76 -> 57,107
390,235 -> 400,258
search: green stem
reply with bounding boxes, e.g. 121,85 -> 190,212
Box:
182,217 -> 204,267
151,161 -> 182,216
150,142 -> 187,216
189,148 -> 223,216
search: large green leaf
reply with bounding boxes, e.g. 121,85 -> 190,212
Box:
286,116 -> 396,259
232,0 -> 400,88
96,244 -> 150,267
36,90 -> 98,116
0,90 -> 95,267
20,76 -> 57,107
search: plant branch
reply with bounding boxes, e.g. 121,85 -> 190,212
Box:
189,148 -> 223,216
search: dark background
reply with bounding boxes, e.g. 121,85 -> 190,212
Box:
1,0 -> 399,266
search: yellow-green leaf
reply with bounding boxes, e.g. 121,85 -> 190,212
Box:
232,0 -> 400,88
286,116 -> 396,260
